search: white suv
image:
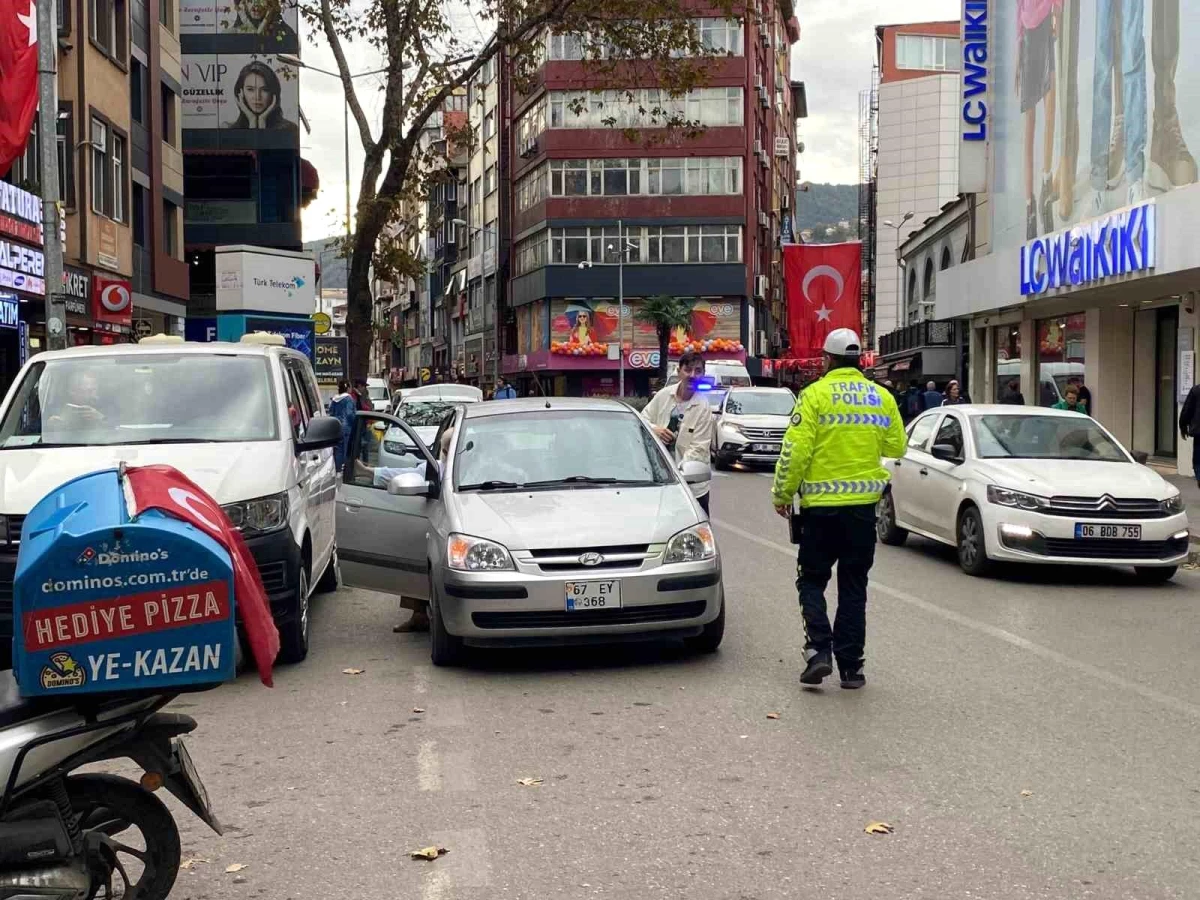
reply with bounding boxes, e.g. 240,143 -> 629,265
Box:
0,335 -> 343,669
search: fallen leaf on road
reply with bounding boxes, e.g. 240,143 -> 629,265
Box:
342,668 -> 365,675
224,863 -> 248,873
864,822 -> 894,835
412,707 -> 426,713
180,857 -> 209,870
1020,790 -> 1034,797
411,846 -> 449,860
517,777 -> 544,786
766,713 -> 780,720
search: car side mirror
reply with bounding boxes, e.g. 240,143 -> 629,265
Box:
1133,450 -> 1149,465
681,460 -> 712,484
930,442 -> 962,464
387,471 -> 432,497
296,415 -> 342,452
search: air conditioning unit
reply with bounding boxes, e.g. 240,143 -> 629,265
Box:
757,211 -> 769,227
753,139 -> 763,155
754,74 -> 764,91
763,36 -> 773,51
757,330 -> 768,356
758,150 -> 768,168
759,87 -> 770,109
754,274 -> 768,298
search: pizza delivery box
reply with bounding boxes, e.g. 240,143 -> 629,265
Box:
11,468 -> 237,697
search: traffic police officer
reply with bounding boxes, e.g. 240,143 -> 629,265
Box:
771,328 -> 906,689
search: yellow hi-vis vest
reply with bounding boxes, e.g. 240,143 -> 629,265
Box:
771,367 -> 908,509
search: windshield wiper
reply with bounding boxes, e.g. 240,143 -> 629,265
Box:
521,476 -> 657,488
458,480 -> 525,491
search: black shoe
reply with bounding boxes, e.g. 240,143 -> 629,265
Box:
800,650 -> 833,685
839,662 -> 866,690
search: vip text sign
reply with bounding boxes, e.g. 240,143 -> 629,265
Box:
181,54 -> 299,131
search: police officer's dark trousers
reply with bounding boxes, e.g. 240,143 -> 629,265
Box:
795,504 -> 877,665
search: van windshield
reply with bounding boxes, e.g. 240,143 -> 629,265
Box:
0,354 -> 279,448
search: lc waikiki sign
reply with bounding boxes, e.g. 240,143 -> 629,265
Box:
1020,201 -> 1156,297
959,0 -> 989,193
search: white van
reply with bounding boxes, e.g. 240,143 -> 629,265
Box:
0,336 -> 343,669
365,377 -> 391,411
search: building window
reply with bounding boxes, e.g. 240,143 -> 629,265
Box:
940,246 -> 952,270
484,164 -> 496,195
520,224 -> 743,272
163,199 -> 178,255
546,87 -> 743,130
57,107 -> 75,207
698,18 -> 743,55
58,0 -> 70,34
513,231 -> 549,275
921,259 -> 934,314
90,117 -> 126,221
130,59 -> 145,124
89,0 -> 128,63
895,34 -> 960,72
161,84 -> 178,146
515,166 -> 548,212
159,0 -> 171,27
546,31 -> 584,60
547,19 -> 743,59
516,96 -> 546,149
482,111 -> 495,140
1036,314 -> 1087,408
539,156 -> 741,199
132,183 -> 146,247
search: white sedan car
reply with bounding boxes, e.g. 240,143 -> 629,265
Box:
877,405 -> 1190,582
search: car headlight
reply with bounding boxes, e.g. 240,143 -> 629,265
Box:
1161,493 -> 1185,514
725,423 -> 746,437
986,485 -> 1048,511
665,523 -> 717,564
222,492 -> 289,534
447,533 -> 514,571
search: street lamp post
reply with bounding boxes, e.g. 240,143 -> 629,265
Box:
578,219 -> 638,398
883,211 -> 914,325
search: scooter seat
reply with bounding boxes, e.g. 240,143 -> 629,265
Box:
0,669 -> 78,729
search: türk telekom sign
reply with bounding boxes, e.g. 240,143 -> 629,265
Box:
92,274 -> 132,327
0,183 -> 42,246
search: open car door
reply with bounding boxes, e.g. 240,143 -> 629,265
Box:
336,411 -> 439,600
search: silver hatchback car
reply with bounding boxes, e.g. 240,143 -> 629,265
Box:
335,398 -> 725,665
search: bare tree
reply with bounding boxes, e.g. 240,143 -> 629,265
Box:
304,0 -> 744,379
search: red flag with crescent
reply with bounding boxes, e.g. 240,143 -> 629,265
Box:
0,0 -> 39,176
783,242 -> 863,358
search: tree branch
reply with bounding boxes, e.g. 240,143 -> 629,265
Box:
319,0 -> 379,153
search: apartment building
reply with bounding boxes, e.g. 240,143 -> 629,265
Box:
0,0 -> 194,394
871,20 -> 961,340
502,3 -> 803,396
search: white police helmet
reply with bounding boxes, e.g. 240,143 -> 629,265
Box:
823,328 -> 862,357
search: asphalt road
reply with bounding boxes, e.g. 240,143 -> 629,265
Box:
153,470 -> 1200,900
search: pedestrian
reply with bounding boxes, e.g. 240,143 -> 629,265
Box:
328,380 -> 357,470
1052,384 -> 1089,413
922,380 -> 944,410
1069,377 -> 1092,413
494,376 -> 518,400
641,351 -> 715,515
1179,383 -> 1200,488
1000,378 -> 1026,405
904,383 -> 923,422
352,378 -> 372,412
942,380 -> 970,405
771,329 -> 906,690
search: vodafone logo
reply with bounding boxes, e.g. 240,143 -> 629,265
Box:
99,281 -> 130,313
91,275 -> 133,325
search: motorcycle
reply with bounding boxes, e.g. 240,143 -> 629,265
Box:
0,671 -> 220,900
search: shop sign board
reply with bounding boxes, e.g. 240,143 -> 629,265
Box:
1019,201 -> 1155,297
181,54 -> 300,131
0,291 -> 18,330
97,220 -> 120,271
61,266 -> 91,316
314,336 -> 348,382
92,274 -> 133,327
959,0 -> 990,193
216,245 -> 314,315
0,182 -> 41,245
245,315 -> 314,359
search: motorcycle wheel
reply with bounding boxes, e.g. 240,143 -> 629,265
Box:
68,774 -> 182,900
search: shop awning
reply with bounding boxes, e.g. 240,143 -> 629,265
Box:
889,354 -> 919,373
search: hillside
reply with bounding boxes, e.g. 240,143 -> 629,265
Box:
795,183 -> 861,243
305,237 -> 348,290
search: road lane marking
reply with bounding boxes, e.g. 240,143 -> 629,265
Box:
413,664 -> 430,694
421,870 -> 452,900
713,518 -> 1200,722
417,740 -> 442,791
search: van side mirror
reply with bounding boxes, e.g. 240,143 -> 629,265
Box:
296,416 -> 342,452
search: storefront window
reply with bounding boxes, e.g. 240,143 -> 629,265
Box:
1036,313 -> 1087,409
993,325 -> 1022,402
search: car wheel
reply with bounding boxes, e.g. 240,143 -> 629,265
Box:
1134,565 -> 1177,585
684,589 -> 725,654
278,565 -> 310,664
876,492 -> 908,546
956,506 -> 992,577
429,579 -> 465,667
713,451 -> 732,471
314,547 -> 341,594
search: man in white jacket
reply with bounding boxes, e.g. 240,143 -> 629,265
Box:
641,351 -> 715,514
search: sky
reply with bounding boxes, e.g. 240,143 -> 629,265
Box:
297,0 -> 961,243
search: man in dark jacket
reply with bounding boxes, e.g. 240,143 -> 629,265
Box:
352,378 -> 373,412
922,381 -> 944,411
1180,383 -> 1200,488
1000,379 -> 1026,405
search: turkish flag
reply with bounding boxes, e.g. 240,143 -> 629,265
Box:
783,242 -> 863,358
124,465 -> 280,687
0,0 -> 39,177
